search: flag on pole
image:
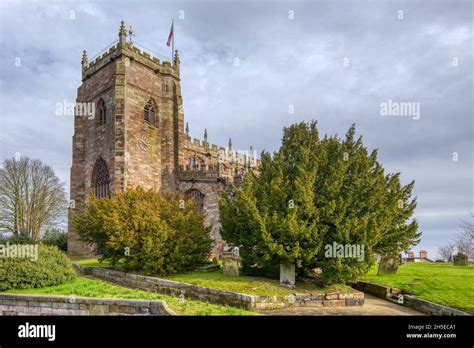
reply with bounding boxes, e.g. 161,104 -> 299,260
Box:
166,20 -> 174,47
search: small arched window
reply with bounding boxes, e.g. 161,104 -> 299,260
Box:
98,99 -> 106,125
92,157 -> 110,198
144,99 -> 157,126
185,189 -> 205,213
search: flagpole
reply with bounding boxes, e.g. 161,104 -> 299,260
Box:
171,19 -> 174,65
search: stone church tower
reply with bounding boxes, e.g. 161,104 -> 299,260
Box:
68,22 -> 257,257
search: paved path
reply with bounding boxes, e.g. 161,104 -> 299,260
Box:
259,293 -> 426,316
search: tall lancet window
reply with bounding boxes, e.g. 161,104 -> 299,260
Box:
92,157 -> 110,198
98,98 -> 106,125
144,99 -> 157,126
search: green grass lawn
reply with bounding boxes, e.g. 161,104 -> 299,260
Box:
74,258 -> 354,296
3,277 -> 257,316
361,262 -> 474,314
74,258 -> 110,267
163,270 -> 354,296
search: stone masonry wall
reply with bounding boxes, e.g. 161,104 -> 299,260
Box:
77,265 -> 364,310
178,181 -> 224,253
68,57 -> 118,257
0,293 -> 174,316
123,56 -> 164,191
353,281 -> 469,316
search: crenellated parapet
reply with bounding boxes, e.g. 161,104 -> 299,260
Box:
81,21 -> 179,82
183,130 -> 258,169
177,164 -> 221,182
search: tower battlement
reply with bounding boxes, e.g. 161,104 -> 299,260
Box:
177,165 -> 221,182
184,133 -> 257,168
81,21 -> 178,81
187,137 -> 223,152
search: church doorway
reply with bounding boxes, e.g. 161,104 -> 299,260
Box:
185,188 -> 205,213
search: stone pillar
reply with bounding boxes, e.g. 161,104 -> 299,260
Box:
280,263 -> 295,286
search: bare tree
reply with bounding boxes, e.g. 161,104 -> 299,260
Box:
0,156 -> 67,241
437,244 -> 454,261
437,213 -> 474,261
456,212 -> 474,259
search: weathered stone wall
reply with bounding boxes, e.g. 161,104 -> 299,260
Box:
0,293 -> 174,316
122,45 -> 182,192
353,281 -> 469,316
178,181 -> 224,253
77,266 -> 364,310
123,57 -> 163,191
68,56 -> 118,257
403,295 -> 469,316
353,281 -> 393,299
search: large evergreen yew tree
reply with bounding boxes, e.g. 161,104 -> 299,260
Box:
219,121 -> 420,285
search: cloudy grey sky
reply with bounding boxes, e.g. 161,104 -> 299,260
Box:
0,0 -> 472,258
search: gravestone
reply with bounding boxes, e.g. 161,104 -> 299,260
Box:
377,255 -> 399,275
280,263 -> 295,286
221,250 -> 240,276
453,252 -> 468,266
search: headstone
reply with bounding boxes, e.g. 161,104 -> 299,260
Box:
231,246 -> 240,258
377,255 -> 400,275
221,251 -> 240,276
280,263 -> 295,286
453,252 -> 468,266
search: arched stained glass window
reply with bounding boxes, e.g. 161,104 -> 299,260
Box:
92,157 -> 110,198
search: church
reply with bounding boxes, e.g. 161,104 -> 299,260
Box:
68,22 -> 258,257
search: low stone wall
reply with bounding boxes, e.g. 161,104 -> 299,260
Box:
352,281 -> 469,316
75,265 -> 364,310
352,281 -> 394,299
0,293 -> 175,316
403,295 -> 469,316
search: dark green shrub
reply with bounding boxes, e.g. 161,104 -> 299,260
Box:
41,228 -> 68,252
0,234 -> 33,245
73,188 -> 212,276
0,244 -> 76,291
